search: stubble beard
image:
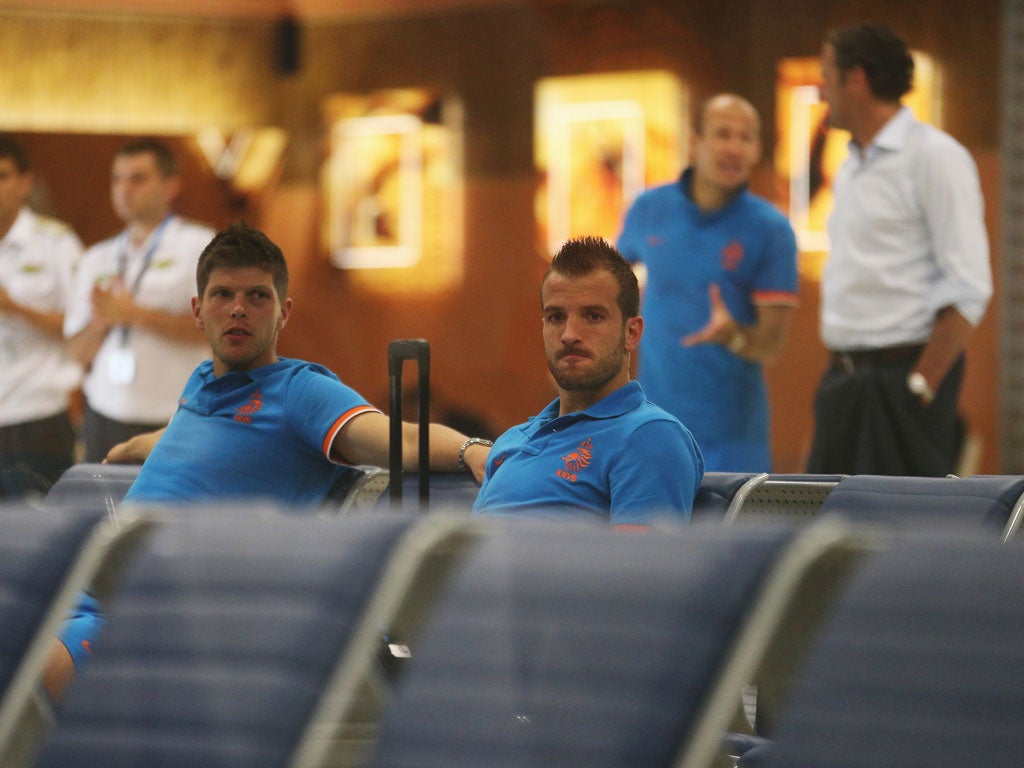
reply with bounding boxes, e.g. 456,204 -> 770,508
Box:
547,343 -> 625,393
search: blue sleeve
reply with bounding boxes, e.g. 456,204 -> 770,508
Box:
752,212 -> 799,296
616,194 -> 647,265
607,420 -> 705,525
57,593 -> 106,669
286,365 -> 376,457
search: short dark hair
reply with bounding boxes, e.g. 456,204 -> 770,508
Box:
196,220 -> 289,300
826,22 -> 914,102
542,236 -> 640,320
0,135 -> 30,173
116,137 -> 179,178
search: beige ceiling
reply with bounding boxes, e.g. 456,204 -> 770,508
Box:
0,0 -> 527,20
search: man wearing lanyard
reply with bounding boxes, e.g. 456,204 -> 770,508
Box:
65,138 -> 214,462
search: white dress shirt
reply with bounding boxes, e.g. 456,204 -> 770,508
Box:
822,107 -> 992,350
64,215 -> 213,423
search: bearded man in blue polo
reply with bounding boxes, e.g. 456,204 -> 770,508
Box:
472,236 -> 704,529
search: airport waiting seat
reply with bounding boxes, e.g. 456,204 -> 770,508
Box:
42,463 -> 142,517
721,474 -> 845,526
0,464 -> 51,501
34,511 -> 422,768
817,474 -> 1024,541
691,472 -> 760,522
764,532 -> 1024,768
360,520 -> 873,768
0,505 -> 151,767
335,468 -> 479,515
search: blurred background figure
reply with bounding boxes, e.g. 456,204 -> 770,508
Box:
64,138 -> 214,463
617,94 -> 798,472
0,135 -> 83,496
808,23 -> 991,476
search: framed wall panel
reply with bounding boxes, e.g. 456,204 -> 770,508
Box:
534,71 -> 686,258
322,89 -> 463,292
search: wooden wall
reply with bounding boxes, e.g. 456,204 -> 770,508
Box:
0,0 -> 1003,470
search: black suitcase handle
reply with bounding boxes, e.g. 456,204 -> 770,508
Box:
387,339 -> 430,509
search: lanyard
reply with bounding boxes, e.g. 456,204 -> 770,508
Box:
115,214 -> 173,345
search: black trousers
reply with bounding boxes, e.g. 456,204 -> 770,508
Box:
83,403 -> 165,464
0,411 -> 75,497
807,355 -> 965,477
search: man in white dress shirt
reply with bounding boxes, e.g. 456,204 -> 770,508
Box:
65,138 -> 214,462
808,22 -> 992,475
0,135 -> 83,492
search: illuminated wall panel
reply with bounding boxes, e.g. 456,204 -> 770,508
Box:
322,89 -> 463,293
534,71 -> 686,258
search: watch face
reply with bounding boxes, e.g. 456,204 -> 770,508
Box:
907,372 -> 933,401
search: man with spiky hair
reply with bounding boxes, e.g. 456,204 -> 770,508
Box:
472,236 -> 704,528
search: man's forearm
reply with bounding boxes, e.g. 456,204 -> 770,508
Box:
402,422 -> 489,482
3,303 -> 65,338
912,306 -> 976,390
730,305 -> 795,364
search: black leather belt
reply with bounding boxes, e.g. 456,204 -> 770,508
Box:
830,344 -> 924,372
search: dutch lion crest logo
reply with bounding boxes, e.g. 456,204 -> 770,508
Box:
557,437 -> 593,482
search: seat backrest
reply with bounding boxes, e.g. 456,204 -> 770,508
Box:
691,472 -> 760,522
0,506 -> 121,766
367,521 -> 800,768
42,463 -> 141,517
320,463 -> 379,509
769,532 -> 1024,768
723,475 -> 845,526
386,472 -> 479,513
817,474 -> 1024,537
335,469 -> 480,515
35,511 -> 419,768
0,507 -> 103,702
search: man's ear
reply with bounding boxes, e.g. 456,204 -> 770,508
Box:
277,297 -> 294,330
191,296 -> 203,328
624,315 -> 644,352
846,65 -> 869,94
16,171 -> 33,202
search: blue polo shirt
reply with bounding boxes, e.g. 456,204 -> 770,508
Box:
124,358 -> 379,507
472,381 -> 703,525
618,168 -> 798,471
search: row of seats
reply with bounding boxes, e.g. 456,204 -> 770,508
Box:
0,503 -> 1021,768
699,471 -> 1024,540
42,463 -> 1024,541
40,463 -> 482,516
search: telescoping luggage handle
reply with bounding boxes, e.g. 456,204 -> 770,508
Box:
387,339 -> 430,510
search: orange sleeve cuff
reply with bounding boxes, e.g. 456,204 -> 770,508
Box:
752,290 -> 799,307
321,405 -> 382,459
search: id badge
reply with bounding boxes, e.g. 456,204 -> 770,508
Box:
108,346 -> 136,384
